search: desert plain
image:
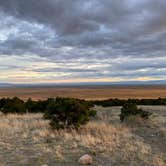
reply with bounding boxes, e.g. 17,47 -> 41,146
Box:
0,85 -> 166,100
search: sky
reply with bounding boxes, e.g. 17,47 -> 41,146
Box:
0,0 -> 166,84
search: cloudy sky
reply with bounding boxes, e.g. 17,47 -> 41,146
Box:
0,0 -> 166,84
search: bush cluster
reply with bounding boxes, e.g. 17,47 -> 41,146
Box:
0,97 -> 96,129
1,97 -> 166,114
0,96 -> 159,128
44,97 -> 96,129
0,97 -> 93,114
0,97 -> 48,114
0,97 -> 26,114
120,103 -> 152,122
92,98 -> 166,107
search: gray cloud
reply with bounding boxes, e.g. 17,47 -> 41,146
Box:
0,0 -> 166,82
30,67 -> 97,73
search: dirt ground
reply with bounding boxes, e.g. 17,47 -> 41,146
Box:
97,105 -> 166,156
0,85 -> 166,100
0,105 -> 165,166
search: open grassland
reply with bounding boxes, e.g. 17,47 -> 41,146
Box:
0,106 -> 165,165
0,85 -> 166,100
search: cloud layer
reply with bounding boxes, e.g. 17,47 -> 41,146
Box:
0,0 -> 166,83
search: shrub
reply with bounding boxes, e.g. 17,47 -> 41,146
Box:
25,98 -> 48,113
1,97 -> 26,114
0,98 -> 10,110
92,98 -> 166,107
44,97 -> 96,129
120,102 -> 152,122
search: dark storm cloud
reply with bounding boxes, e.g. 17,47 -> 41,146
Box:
0,0 -> 166,81
0,0 -> 98,35
0,0 -> 166,55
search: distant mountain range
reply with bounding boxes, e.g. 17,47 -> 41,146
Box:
0,80 -> 166,88
0,83 -> 13,87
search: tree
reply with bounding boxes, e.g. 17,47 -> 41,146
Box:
44,97 -> 96,129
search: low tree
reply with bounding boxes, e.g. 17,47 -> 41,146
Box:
44,97 -> 96,129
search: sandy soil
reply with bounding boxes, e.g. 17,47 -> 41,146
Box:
0,85 -> 166,100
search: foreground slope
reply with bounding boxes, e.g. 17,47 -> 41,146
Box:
0,106 -> 165,165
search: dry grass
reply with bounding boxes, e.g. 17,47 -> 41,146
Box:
0,107 -> 165,165
0,113 -> 49,138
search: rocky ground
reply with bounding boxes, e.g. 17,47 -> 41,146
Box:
0,106 -> 165,166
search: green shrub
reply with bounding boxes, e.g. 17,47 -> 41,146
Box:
1,97 -> 26,114
120,102 -> 152,122
25,98 -> 48,113
92,98 -> 166,107
44,97 -> 96,129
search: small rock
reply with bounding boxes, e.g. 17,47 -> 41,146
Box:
78,154 -> 93,165
150,134 -> 155,137
72,142 -> 78,148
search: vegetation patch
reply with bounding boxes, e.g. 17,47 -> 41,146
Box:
92,98 -> 166,107
44,97 -> 96,129
120,103 -> 152,122
0,97 -> 26,114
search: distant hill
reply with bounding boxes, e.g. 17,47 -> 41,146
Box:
0,80 -> 166,88
0,83 -> 13,87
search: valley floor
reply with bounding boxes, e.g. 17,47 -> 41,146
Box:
1,86 -> 166,100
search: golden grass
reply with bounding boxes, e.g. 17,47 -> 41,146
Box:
0,113 -> 49,139
0,109 -> 165,165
